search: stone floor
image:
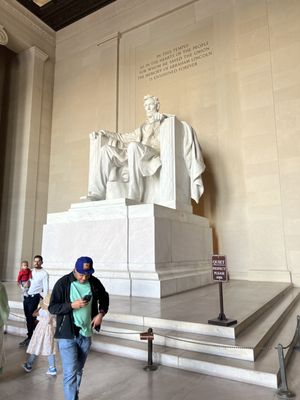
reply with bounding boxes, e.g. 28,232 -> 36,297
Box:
1,334 -> 300,400
2,280 -> 300,399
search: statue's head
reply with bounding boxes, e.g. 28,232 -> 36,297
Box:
143,95 -> 160,114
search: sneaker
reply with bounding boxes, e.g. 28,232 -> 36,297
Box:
46,366 -> 57,376
19,338 -> 30,347
22,363 -> 32,373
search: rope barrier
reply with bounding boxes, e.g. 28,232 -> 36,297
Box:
4,312 -> 278,351
101,328 -> 285,351
275,341 -> 294,351
9,312 -> 26,320
8,312 -> 300,354
101,327 -> 253,348
101,329 -> 142,335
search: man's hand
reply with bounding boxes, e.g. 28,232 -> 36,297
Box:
32,307 -> 41,317
71,299 -> 89,309
91,312 -> 104,329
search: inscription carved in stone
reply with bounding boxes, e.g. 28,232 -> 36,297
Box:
137,41 -> 212,81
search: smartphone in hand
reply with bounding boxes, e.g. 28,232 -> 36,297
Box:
83,294 -> 92,302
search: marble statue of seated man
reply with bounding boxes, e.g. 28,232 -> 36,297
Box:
88,95 -> 165,201
87,95 -> 206,205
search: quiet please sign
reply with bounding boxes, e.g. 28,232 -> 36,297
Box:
212,255 -> 228,282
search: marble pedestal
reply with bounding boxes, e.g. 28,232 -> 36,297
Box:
42,199 -> 213,298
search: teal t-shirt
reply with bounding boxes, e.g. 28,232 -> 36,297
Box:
70,280 -> 93,337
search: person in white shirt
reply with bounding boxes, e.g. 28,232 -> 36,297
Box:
19,255 -> 49,347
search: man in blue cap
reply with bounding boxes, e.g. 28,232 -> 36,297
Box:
49,256 -> 109,400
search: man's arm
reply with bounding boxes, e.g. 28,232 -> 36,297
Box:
97,279 -> 109,314
91,278 -> 109,330
48,279 -> 72,315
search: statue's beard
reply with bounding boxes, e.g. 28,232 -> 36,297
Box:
146,111 -> 161,123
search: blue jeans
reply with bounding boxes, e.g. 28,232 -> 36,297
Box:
27,353 -> 56,368
58,335 -> 92,400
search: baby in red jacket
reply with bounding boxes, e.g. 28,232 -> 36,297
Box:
17,260 -> 32,297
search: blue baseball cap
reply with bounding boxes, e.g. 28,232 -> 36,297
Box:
75,256 -> 94,275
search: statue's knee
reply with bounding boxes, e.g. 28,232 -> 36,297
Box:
100,144 -> 110,155
127,142 -> 139,151
127,142 -> 141,157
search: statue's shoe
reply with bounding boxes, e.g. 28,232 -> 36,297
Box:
80,192 -> 104,201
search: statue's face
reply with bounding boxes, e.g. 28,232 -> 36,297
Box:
144,97 -> 158,116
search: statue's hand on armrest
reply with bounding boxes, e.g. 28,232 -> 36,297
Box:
100,129 -> 115,138
89,130 -> 115,139
90,130 -> 121,147
90,131 -> 99,140
99,129 -> 120,147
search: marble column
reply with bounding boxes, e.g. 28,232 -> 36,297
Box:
0,46 -> 49,279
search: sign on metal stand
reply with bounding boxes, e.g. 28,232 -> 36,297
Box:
140,328 -> 158,371
208,255 -> 237,327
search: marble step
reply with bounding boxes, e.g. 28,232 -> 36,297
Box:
100,283 -> 294,339
100,320 -> 244,360
163,307 -> 299,389
0,316 -> 275,364
8,307 -> 26,322
6,303 -> 299,388
91,334 -> 278,388
5,319 -> 27,336
99,288 -> 299,361
7,286 -> 299,362
235,287 -> 300,360
7,283 -> 292,340
7,287 -> 298,365
251,304 -> 300,368
94,306 -> 300,389
3,316 -> 287,389
233,283 -> 293,337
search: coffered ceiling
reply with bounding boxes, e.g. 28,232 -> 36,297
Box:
16,0 -> 117,31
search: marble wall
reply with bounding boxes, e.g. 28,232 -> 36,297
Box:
1,0 -> 300,285
48,0 -> 300,285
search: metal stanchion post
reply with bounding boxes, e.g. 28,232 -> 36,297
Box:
276,344 -> 295,399
142,328 -> 158,371
293,315 -> 300,351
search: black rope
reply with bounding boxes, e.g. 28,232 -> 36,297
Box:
8,312 -> 299,353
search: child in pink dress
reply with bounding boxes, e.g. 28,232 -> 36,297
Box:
22,292 -> 57,375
